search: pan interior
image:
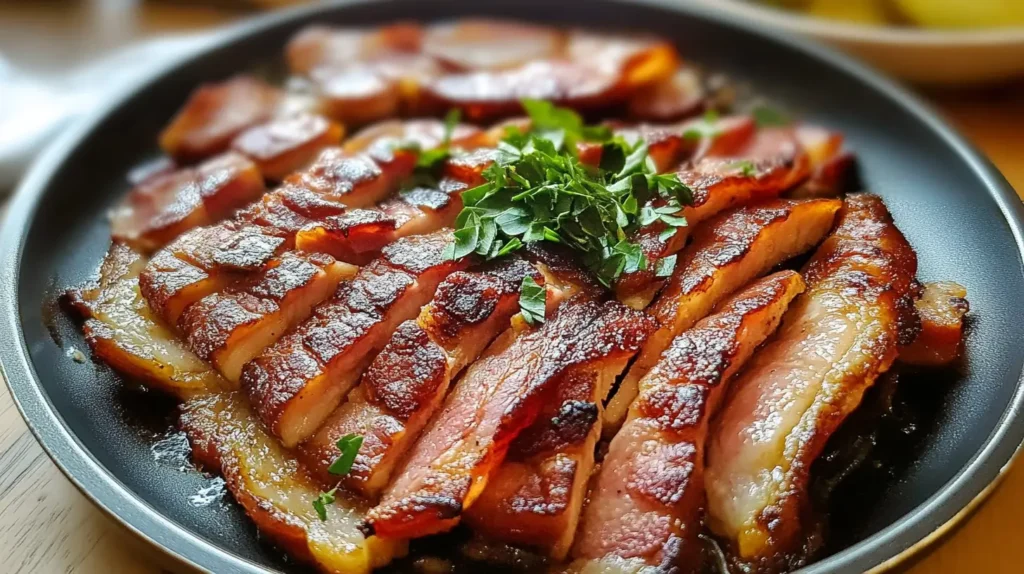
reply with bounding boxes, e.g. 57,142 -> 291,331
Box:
7,1 -> 1024,572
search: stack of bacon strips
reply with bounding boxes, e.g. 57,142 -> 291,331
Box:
64,19 -> 973,574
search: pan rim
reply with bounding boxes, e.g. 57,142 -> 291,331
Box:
1,1 -> 1022,573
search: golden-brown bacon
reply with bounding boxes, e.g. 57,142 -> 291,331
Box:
139,223 -> 288,326
570,271 -> 805,572
110,152 -> 265,252
178,251 -> 357,384
462,366 -> 604,560
180,392 -> 406,574
242,230 -> 467,447
605,198 -> 842,433
614,124 -> 810,309
159,76 -> 282,163
230,113 -> 344,181
899,281 -> 969,366
364,300 -> 654,540
705,194 -> 919,568
626,65 -> 706,122
284,146 -> 416,209
66,243 -> 225,398
286,23 -> 424,75
422,32 -> 677,122
299,258 -> 546,496
422,19 -> 565,71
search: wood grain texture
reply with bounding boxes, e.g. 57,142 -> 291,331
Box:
0,3 -> 1022,573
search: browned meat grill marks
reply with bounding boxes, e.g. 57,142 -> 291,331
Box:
705,194 -> 919,569
299,258 -> 549,496
614,125 -> 814,309
365,300 -> 654,540
570,271 -> 805,571
242,230 -> 468,447
110,152 -> 266,252
604,197 -> 842,434
178,251 -> 357,383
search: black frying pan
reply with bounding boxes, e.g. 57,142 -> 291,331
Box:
1,1 -> 1023,573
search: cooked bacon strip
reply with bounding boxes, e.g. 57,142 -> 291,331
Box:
342,118 -> 488,155
627,65 -> 706,122
462,366 -> 605,559
605,198 -> 842,433
365,300 -> 654,540
615,125 -> 811,309
230,113 -> 344,181
423,32 -> 677,122
705,194 -> 919,566
422,19 -> 565,71
284,145 -> 417,209
242,230 -> 467,447
110,152 -> 265,252
139,224 -> 288,326
294,177 -> 468,265
300,258 -> 548,496
178,251 -> 357,384
570,271 -> 805,570
788,126 -> 856,199
311,56 -> 444,125
899,281 -> 969,366
287,23 -> 423,75
180,392 -> 406,574
159,76 -> 282,163
66,243 -> 225,398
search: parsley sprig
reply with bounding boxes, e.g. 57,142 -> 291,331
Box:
443,100 -> 693,290
312,433 -> 363,521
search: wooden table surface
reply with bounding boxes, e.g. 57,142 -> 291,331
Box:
1,2 -> 1022,573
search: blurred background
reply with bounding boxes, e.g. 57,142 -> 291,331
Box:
0,1 -> 1021,573
1,0 -> 1022,191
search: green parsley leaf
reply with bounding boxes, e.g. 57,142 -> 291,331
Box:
752,104 -> 790,128
731,160 -> 756,177
445,100 -> 694,287
328,433 -> 364,476
655,255 -> 678,278
442,108 -> 461,143
519,275 -> 547,326
313,488 -> 337,521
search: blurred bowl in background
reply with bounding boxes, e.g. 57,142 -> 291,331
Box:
689,0 -> 1024,85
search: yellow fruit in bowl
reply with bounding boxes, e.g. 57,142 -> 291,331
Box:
893,0 -> 1024,28
803,0 -> 891,25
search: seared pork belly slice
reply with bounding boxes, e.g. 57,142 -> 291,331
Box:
110,152 -> 265,252
285,145 -> 417,209
66,243 -> 225,398
159,75 -> 282,163
570,271 -> 805,571
899,281 -> 969,366
605,198 -> 841,433
230,113 -> 344,181
243,231 -> 467,447
422,19 -> 565,71
295,178 -> 468,265
705,194 -> 918,566
286,23 -> 423,75
365,300 -> 654,540
787,126 -> 856,199
626,65 -> 706,122
300,258 -> 545,496
310,55 -> 444,125
180,392 -> 406,574
422,32 -> 677,121
178,252 -> 357,384
462,367 -> 605,559
615,125 -> 811,309
139,224 -> 288,326
342,118 -> 488,156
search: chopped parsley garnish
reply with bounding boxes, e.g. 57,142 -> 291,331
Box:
732,160 -> 756,177
443,100 -> 694,287
312,433 -> 364,520
519,275 -> 547,326
752,104 -> 790,128
683,109 -> 723,141
327,433 -> 364,476
312,488 -> 337,521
